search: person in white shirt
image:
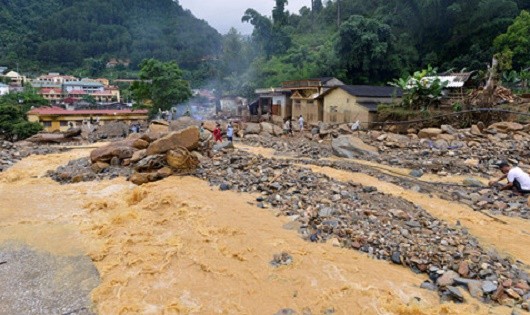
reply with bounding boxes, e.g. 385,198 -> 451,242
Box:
298,115 -> 304,132
489,161 -> 530,195
226,122 -> 234,142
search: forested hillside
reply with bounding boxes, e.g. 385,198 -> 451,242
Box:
0,0 -> 221,74
217,0 -> 530,97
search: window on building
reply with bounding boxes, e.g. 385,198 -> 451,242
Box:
43,121 -> 52,127
330,106 -> 338,113
307,100 -> 314,105
60,121 -> 69,127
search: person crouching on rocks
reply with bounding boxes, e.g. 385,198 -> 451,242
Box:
489,161 -> 530,195
213,123 -> 223,143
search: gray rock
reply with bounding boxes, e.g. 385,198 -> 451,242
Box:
274,309 -> 297,315
463,178 -> 483,187
391,252 -> 401,264
482,280 -> 497,294
213,141 -> 235,151
332,135 -> 379,158
409,169 -> 424,178
420,280 -> 437,291
437,270 -> 459,287
270,252 -> 293,268
446,286 -> 464,302
319,207 -> 334,218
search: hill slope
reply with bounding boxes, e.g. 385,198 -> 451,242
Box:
0,0 -> 222,71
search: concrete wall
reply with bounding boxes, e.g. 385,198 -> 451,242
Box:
322,89 -> 371,126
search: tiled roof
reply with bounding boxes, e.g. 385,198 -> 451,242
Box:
28,106 -> 148,116
39,88 -> 61,94
67,90 -> 87,95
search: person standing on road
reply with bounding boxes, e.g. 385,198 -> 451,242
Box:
489,161 -> 530,195
213,123 -> 223,143
226,122 -> 234,143
298,115 -> 304,133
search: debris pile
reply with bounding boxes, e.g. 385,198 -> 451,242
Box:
466,86 -> 520,106
49,126 -> 207,185
0,140 -> 66,172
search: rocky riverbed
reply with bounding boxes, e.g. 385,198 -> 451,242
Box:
18,118 -> 530,312
45,135 -> 530,310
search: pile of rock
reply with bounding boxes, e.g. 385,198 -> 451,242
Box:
0,140 -> 65,172
87,126 -> 202,185
48,157 -> 132,183
354,122 -> 530,177
197,149 -> 530,307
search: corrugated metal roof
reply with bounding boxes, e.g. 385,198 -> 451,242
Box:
416,75 -> 467,88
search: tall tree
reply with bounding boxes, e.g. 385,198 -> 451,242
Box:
494,10 -> 530,69
131,59 -> 192,113
334,15 -> 397,83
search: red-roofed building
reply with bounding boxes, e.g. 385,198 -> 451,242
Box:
38,88 -> 63,102
67,89 -> 87,96
27,106 -> 149,132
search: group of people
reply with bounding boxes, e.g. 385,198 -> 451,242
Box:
283,115 -> 305,136
201,122 -> 234,143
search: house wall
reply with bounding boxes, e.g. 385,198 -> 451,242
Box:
292,99 -> 323,123
322,89 -> 401,126
28,113 -> 148,132
271,95 -> 292,119
322,89 -> 371,126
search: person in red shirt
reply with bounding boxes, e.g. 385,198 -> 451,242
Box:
213,123 -> 223,142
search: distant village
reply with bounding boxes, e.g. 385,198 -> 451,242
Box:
0,65 -> 505,134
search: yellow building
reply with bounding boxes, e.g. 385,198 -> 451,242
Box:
282,77 -> 344,123
27,106 -> 148,132
318,85 -> 402,127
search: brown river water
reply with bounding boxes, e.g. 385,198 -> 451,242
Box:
0,147 -> 518,314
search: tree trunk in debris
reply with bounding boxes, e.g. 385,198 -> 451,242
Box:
483,56 -> 498,106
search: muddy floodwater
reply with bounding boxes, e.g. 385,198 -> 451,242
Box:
0,148 -> 518,314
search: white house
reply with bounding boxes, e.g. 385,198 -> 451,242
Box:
63,81 -> 104,94
0,83 -> 9,96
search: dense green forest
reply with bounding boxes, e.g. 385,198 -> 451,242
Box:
216,0 -> 530,97
1,0 -> 529,98
0,0 -> 221,79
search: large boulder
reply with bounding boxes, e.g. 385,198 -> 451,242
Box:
418,128 -> 442,139
149,120 -> 169,134
93,121 -> 129,139
260,122 -> 275,134
489,122 -> 523,133
146,126 -> 200,156
332,135 -> 379,158
203,120 -> 217,132
169,116 -> 199,131
441,125 -> 458,135
245,123 -> 262,135
90,139 -> 135,163
272,125 -> 283,136
213,141 -> 235,151
166,148 -> 199,172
